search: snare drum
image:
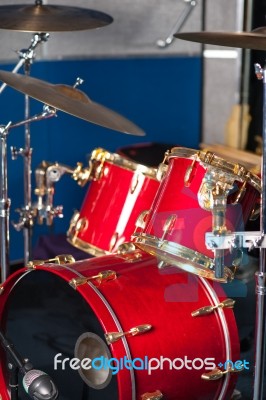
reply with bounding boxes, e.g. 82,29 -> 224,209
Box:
0,250 -> 239,399
132,147 -> 261,282
67,148 -> 160,256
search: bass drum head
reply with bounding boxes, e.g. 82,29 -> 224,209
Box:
2,271 -> 118,400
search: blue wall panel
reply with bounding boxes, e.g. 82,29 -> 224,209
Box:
0,56 -> 202,261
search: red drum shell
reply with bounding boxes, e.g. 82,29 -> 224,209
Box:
132,148 -> 261,281
67,150 -> 160,256
0,251 -> 239,399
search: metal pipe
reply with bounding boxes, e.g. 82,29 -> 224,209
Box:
253,62 -> 266,400
156,0 -> 197,48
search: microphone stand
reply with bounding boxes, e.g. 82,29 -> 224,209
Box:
7,360 -> 19,400
0,327 -> 58,400
0,328 -> 33,399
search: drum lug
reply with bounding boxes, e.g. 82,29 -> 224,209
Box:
105,324 -> 152,344
109,232 -> 119,252
90,148 -> 108,180
160,214 -> 176,241
27,254 -> 75,269
0,285 -> 4,295
134,210 -> 150,233
118,249 -> 143,262
67,210 -> 80,234
230,180 -> 247,205
156,150 -> 170,181
249,202 -> 260,221
69,270 -> 117,289
141,390 -> 163,400
156,162 -> 168,181
184,153 -> 199,187
67,213 -> 88,240
130,172 -> 140,194
117,242 -> 136,254
201,365 -> 244,381
191,298 -> 235,317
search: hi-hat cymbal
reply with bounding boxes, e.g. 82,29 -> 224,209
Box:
0,70 -> 145,136
174,27 -> 266,50
0,4 -> 113,32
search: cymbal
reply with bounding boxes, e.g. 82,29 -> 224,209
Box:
174,27 -> 266,50
0,70 -> 145,136
0,4 -> 113,32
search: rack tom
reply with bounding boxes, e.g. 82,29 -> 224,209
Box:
132,147 -> 261,282
67,148 -> 160,256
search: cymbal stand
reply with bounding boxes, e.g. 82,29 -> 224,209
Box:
1,33 -> 49,266
252,62 -> 266,400
0,33 -> 49,95
156,0 -> 197,48
205,63 -> 266,399
0,111 -> 55,284
0,122 -> 11,283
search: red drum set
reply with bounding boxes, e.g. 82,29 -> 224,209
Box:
0,141 -> 261,399
0,2 -> 265,400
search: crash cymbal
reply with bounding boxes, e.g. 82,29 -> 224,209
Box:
0,3 -> 113,32
0,70 -> 145,136
174,27 -> 266,50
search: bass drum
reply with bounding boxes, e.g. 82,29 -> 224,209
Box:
0,251 -> 239,400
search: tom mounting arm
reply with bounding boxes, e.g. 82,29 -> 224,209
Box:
34,160 -> 92,226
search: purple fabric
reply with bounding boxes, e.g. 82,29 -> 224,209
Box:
32,233 -> 92,261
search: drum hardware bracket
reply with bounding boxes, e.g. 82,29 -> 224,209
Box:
206,231 -> 266,252
105,324 -> 152,345
12,206 -> 37,231
8,110 -> 57,232
0,33 -> 49,96
191,298 -> 235,317
33,160 -> 91,227
156,0 -> 197,48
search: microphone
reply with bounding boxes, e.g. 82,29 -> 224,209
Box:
23,369 -> 58,400
0,328 -> 58,399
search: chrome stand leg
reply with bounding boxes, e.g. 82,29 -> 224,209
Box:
253,63 -> 266,400
6,33 -> 49,265
0,123 -> 11,283
23,63 -> 32,264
